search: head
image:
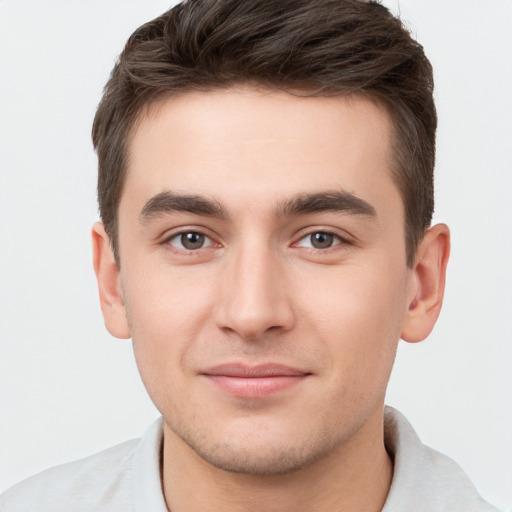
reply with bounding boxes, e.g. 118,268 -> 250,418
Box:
92,0 -> 449,479
93,0 -> 436,267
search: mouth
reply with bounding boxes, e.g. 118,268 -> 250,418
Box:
200,363 -> 311,398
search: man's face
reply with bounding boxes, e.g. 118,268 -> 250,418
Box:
115,88 -> 415,474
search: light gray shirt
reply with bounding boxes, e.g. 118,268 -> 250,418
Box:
0,407 -> 501,511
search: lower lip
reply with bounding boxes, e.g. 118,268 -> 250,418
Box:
205,375 -> 307,398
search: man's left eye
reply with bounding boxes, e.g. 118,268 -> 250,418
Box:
295,232 -> 343,249
168,231 -> 214,251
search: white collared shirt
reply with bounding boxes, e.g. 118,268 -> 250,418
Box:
0,407 -> 501,511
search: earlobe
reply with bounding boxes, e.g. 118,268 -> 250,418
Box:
401,223 -> 450,343
92,222 -> 131,339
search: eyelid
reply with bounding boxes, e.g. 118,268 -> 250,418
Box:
291,227 -> 353,249
294,233 -> 342,250
161,226 -> 222,252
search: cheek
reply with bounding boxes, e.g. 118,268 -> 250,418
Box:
297,262 -> 409,388
300,260 -> 409,331
122,263 -> 216,397
124,259 -> 216,335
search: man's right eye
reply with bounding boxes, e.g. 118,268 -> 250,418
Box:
167,231 -> 213,251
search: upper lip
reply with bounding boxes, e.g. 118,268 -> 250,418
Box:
200,363 -> 310,378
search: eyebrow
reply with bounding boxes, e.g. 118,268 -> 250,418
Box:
278,190 -> 376,218
139,192 -> 228,223
139,189 -> 376,224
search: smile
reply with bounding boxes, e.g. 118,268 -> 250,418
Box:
200,363 -> 311,398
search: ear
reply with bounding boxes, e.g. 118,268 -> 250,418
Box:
401,223 -> 450,343
92,222 -> 131,339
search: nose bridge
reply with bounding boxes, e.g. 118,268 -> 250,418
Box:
216,236 -> 294,339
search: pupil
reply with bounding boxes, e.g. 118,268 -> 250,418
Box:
311,232 -> 333,248
181,232 -> 204,249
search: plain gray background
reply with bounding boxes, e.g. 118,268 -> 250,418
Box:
1,1 -> 511,508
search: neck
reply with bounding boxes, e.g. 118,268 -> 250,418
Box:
161,405 -> 393,512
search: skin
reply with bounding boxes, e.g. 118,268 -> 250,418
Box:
93,88 -> 450,512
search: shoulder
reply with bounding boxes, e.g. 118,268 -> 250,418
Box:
383,406 -> 502,512
0,438 -> 138,512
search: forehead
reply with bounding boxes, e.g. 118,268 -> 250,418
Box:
122,88 -> 401,220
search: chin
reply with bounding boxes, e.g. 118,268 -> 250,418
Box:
173,422 -> 343,476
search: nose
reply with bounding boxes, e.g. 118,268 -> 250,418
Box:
215,243 -> 295,341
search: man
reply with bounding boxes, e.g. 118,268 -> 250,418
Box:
0,0 -> 503,510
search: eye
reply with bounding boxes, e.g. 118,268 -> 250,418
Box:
168,231 -> 214,251
295,231 -> 343,249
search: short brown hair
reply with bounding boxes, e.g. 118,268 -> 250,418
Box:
93,0 -> 436,266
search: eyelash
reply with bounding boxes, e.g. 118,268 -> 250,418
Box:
164,230 -> 218,253
293,231 -> 348,250
163,228 -> 351,254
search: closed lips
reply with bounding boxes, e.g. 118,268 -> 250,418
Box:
201,364 -> 311,398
